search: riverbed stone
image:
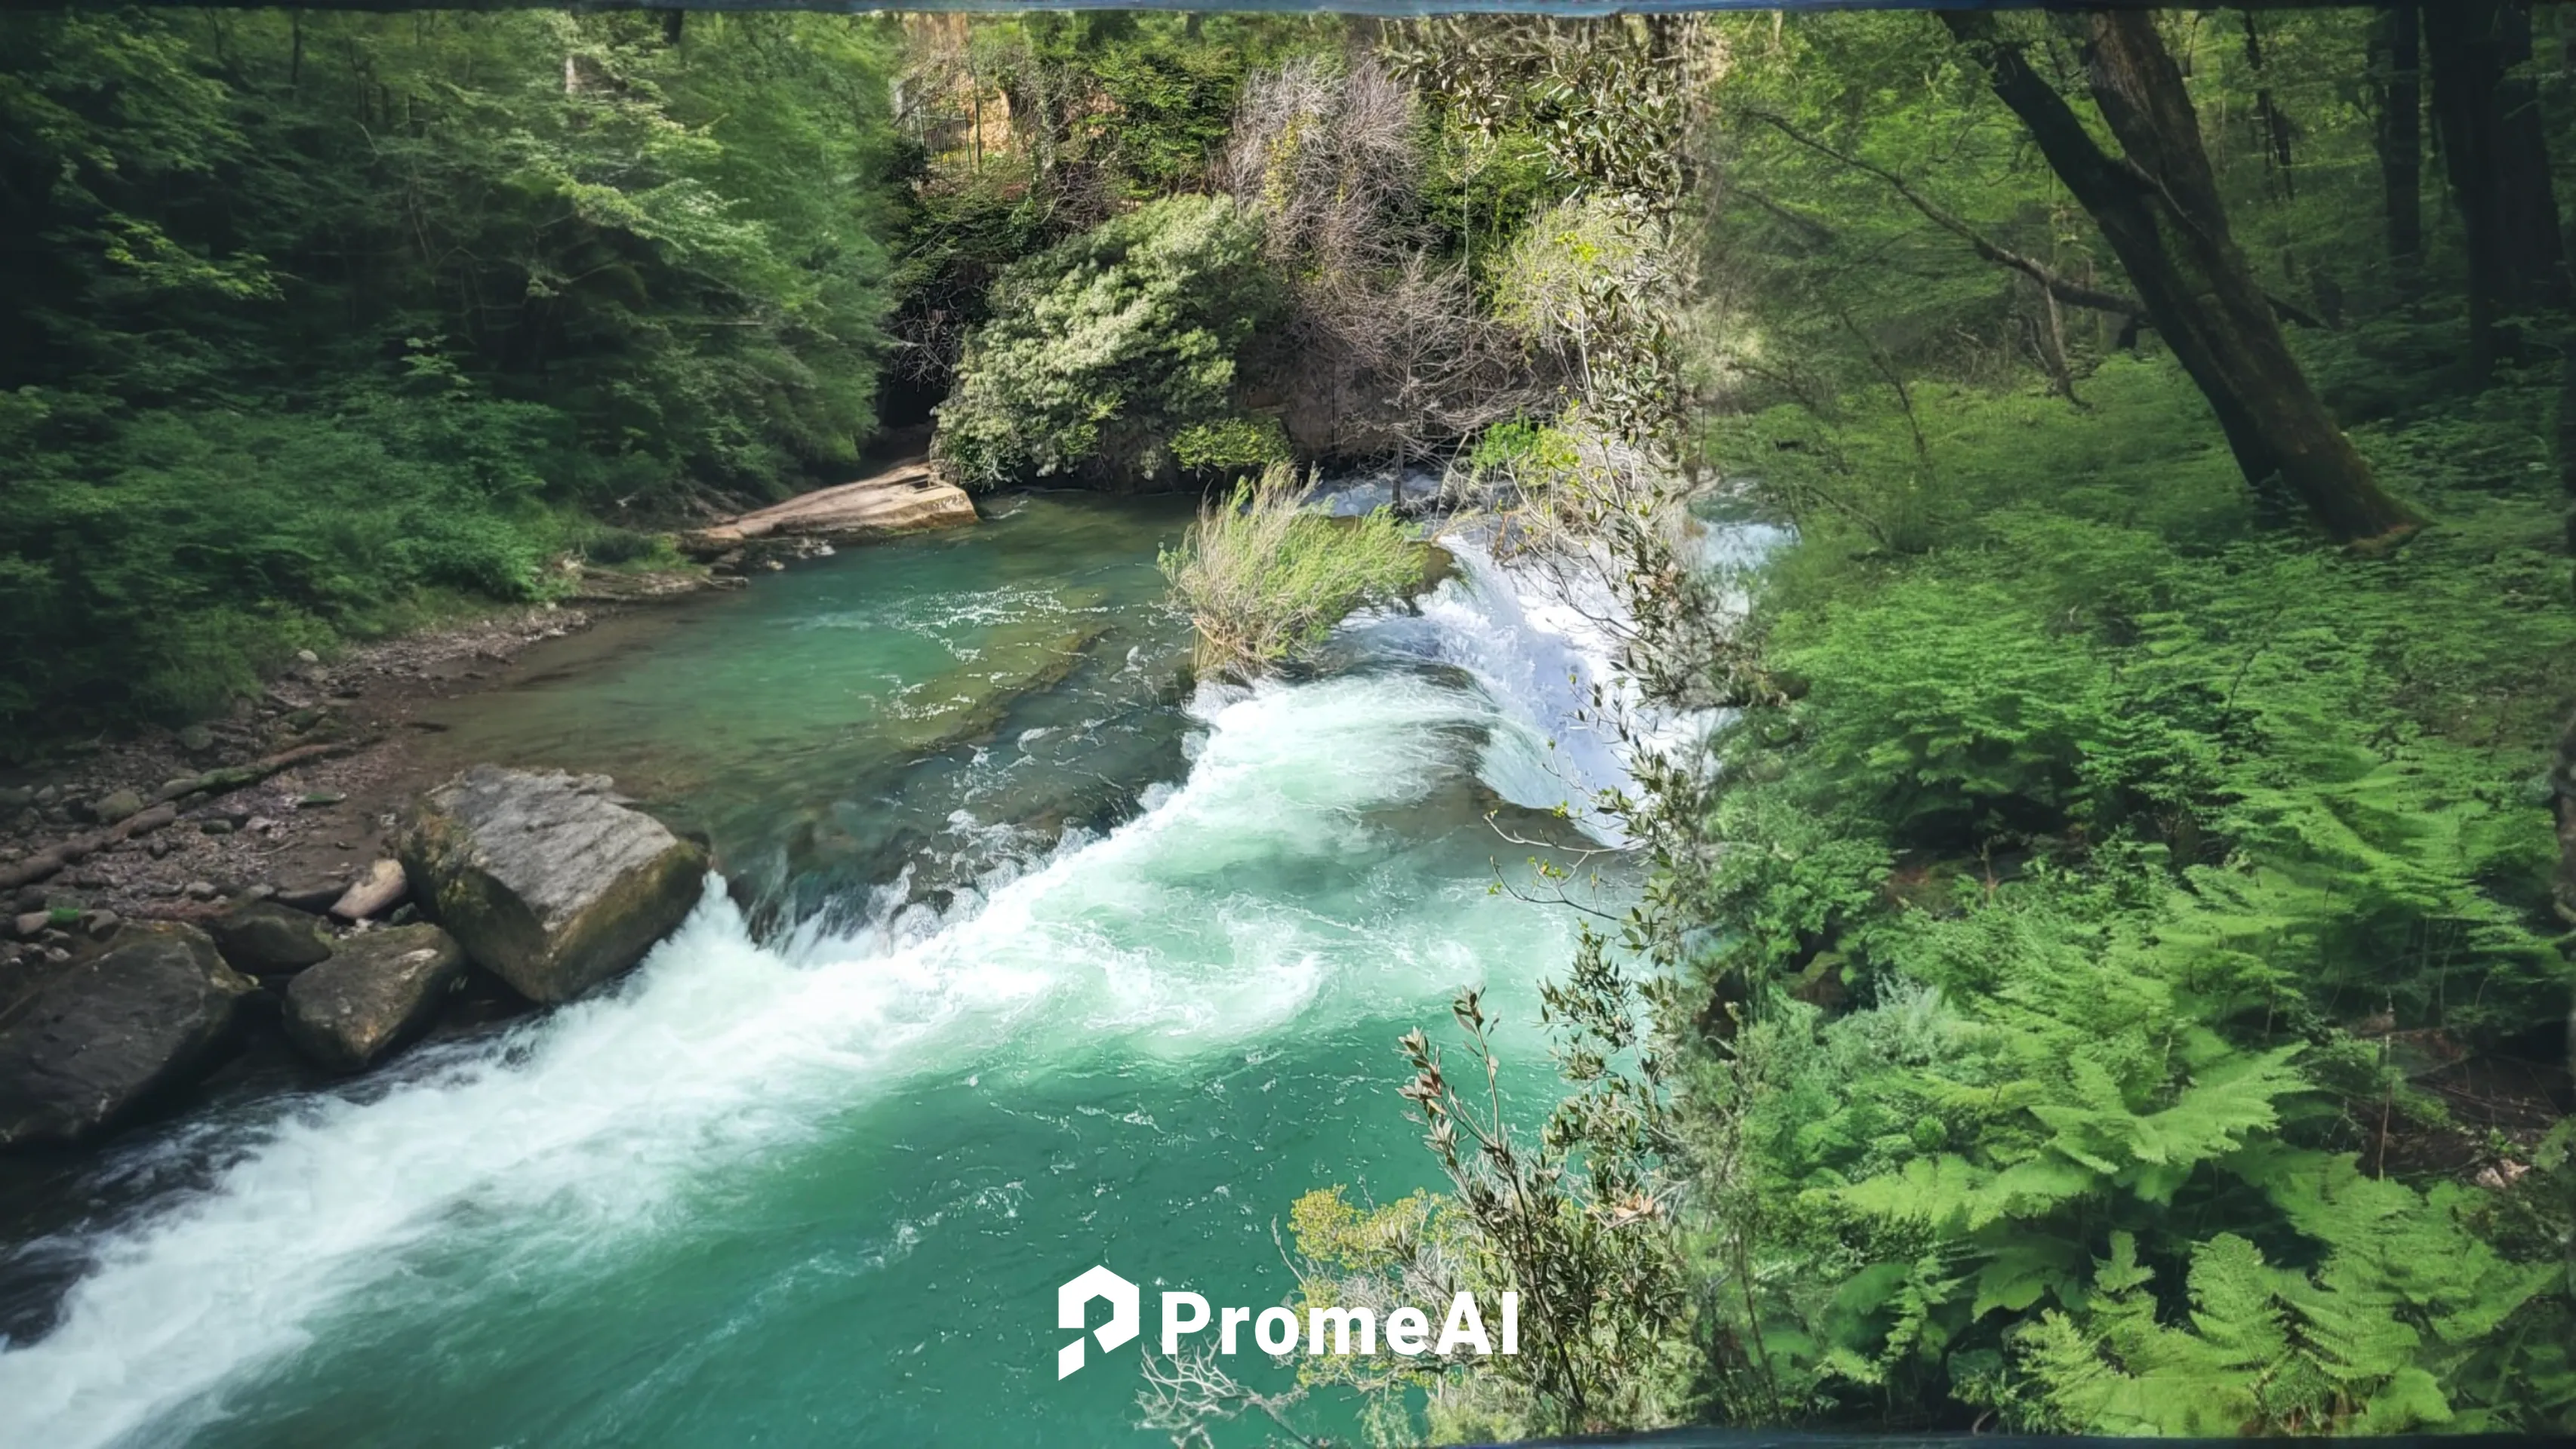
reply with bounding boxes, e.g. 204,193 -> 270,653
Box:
330,859 -> 410,921
92,787 -> 145,825
399,765 -> 707,1004
271,878 -> 346,912
0,923 -> 256,1148
208,900 -> 334,977
282,924 -> 466,1072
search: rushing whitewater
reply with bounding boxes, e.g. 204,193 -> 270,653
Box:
0,500 -> 1642,1449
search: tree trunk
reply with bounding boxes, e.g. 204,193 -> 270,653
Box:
2425,0 -> 2569,381
2241,14 -> 2297,201
2550,710 -> 2576,1081
2371,3 -> 2424,296
1942,13 -> 2424,549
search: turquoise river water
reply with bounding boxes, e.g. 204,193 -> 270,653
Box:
0,493 -> 1639,1448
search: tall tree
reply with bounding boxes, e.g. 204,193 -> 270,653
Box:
2424,0 -> 2568,380
2371,2 -> 2425,295
1942,11 -> 2422,549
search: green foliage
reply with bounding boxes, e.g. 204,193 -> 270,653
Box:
1169,414 -> 1292,478
974,12 -> 1331,204
2017,1212 -> 2562,1435
1676,357 -> 2576,1433
1273,956 -> 1697,1441
0,9 -> 903,747
0,394 -> 563,730
1491,196 -> 1663,354
935,196 -> 1280,488
1316,9 -> 2576,1442
1158,463 -> 1423,680
883,11 -> 1334,402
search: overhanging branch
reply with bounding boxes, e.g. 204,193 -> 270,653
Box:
1742,108 -> 2147,320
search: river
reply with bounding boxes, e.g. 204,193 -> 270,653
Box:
0,492 -> 1636,1448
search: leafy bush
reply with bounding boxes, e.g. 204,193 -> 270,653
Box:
1491,195 -> 1662,349
1158,463 -> 1423,678
388,512 -> 546,601
1170,414 -> 1292,477
934,195 -> 1282,488
0,396 -> 564,743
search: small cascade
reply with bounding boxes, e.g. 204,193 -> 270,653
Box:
0,590 -> 1596,1449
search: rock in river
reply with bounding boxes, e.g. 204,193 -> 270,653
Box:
399,765 -> 707,1004
208,900 -> 334,977
283,924 -> 466,1072
0,923 -> 256,1148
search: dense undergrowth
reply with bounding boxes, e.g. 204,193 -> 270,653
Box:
1688,351 -> 2576,1432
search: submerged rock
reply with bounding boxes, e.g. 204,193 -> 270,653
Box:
208,900 -> 334,977
399,765 -> 707,1004
283,924 -> 466,1072
0,924 -> 255,1149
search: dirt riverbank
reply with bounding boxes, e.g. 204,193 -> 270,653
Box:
0,599 -> 685,946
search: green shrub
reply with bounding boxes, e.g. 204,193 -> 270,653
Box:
1170,414 -> 1291,477
1159,463 -> 1423,678
934,196 -> 1282,488
389,512 -> 545,601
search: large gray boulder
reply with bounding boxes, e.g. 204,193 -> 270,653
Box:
398,766 -> 706,1004
283,924 -> 466,1072
0,924 -> 255,1148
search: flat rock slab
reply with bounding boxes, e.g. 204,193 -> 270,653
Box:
284,924 -> 466,1072
399,766 -> 707,1004
0,924 -> 255,1148
680,461 -> 976,558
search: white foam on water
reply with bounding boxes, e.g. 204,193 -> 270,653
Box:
0,662 -> 1571,1449
1353,529 -> 1642,841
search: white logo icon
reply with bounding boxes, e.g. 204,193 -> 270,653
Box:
1056,1264 -> 1140,1379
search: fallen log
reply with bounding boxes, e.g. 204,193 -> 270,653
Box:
152,741 -> 352,805
0,740 -> 365,891
678,460 -> 976,560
